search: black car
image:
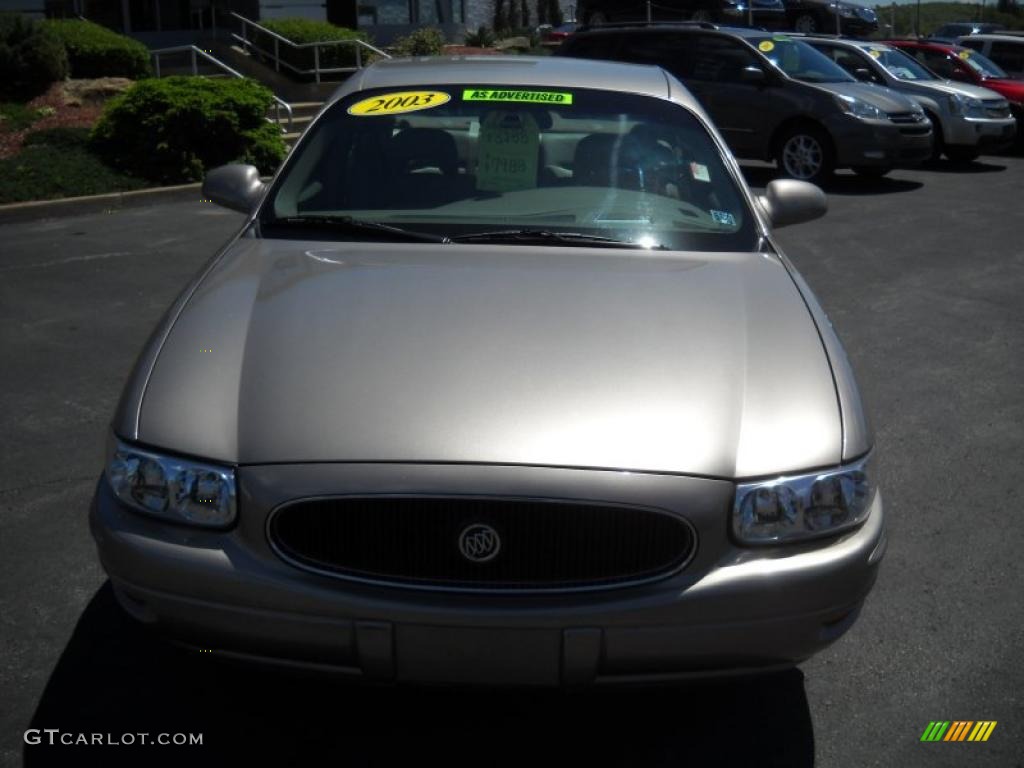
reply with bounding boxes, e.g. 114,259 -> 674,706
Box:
557,24 -> 933,182
784,0 -> 878,36
577,0 -> 788,29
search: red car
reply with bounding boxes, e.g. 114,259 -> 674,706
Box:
886,39 -> 1024,129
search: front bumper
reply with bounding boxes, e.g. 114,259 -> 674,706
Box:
829,114 -> 933,168
90,464 -> 886,686
945,115 -> 1017,151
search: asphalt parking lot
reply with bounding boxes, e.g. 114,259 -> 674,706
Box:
2,155 -> 1023,768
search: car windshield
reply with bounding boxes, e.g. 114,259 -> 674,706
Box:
867,47 -> 936,81
954,47 -> 1008,78
261,85 -> 758,252
751,36 -> 855,83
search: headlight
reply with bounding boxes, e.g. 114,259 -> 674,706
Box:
106,436 -> 237,528
950,94 -> 987,118
835,94 -> 885,120
733,454 -> 875,544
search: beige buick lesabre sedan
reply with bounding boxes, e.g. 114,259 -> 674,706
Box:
90,55 -> 886,686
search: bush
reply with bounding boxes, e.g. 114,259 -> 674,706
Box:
44,19 -> 151,79
90,77 -> 286,184
0,125 -> 148,203
254,19 -> 369,74
464,25 -> 495,48
0,13 -> 69,102
392,27 -> 446,56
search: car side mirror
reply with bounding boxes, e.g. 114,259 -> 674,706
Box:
758,179 -> 827,229
740,65 -> 767,85
202,164 -> 265,214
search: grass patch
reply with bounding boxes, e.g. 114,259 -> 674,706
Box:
0,126 -> 150,203
0,102 -> 54,133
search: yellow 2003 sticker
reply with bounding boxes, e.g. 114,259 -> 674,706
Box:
348,91 -> 450,116
869,49 -> 882,58
958,50 -> 972,59
758,41 -> 775,53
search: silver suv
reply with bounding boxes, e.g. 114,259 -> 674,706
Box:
805,37 -> 1016,162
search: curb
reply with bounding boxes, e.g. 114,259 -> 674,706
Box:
0,183 -> 206,225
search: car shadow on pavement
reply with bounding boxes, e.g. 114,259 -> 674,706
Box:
739,165 -> 922,196
25,583 -> 815,768
918,158 -> 1008,174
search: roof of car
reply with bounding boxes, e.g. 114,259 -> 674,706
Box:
797,35 -> 892,50
569,22 -> 772,39
957,33 -> 1024,42
334,55 -> 675,104
886,39 -> 964,52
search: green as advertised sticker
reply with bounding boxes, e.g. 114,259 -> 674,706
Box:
463,89 -> 573,105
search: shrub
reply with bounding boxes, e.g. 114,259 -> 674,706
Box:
392,27 -> 446,56
44,19 -> 151,79
254,19 -> 369,73
24,125 -> 92,149
90,77 -> 286,184
0,13 -> 69,102
464,25 -> 495,48
0,126 -> 148,203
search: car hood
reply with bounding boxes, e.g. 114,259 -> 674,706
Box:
812,80 -> 919,112
133,239 -> 842,478
979,78 -> 1024,100
907,79 -> 1009,101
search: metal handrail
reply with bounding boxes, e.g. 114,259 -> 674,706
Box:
149,45 -> 294,131
229,12 -> 390,84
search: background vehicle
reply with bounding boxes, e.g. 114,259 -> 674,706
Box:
928,21 -> 1004,44
558,25 -> 933,181
886,39 -> 1024,133
577,0 -> 788,29
540,21 -> 580,45
91,55 -> 886,686
805,37 -> 1016,161
957,34 -> 1024,79
783,0 -> 878,36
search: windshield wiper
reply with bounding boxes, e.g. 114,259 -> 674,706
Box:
267,215 -> 449,243
450,229 -> 666,249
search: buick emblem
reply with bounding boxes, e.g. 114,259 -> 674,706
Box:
458,524 -> 501,563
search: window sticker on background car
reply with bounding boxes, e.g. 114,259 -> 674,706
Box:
711,210 -> 736,226
958,50 -> 972,59
690,162 -> 711,182
773,35 -> 792,42
348,91 -> 451,116
868,49 -> 882,59
463,89 -> 574,105
475,111 -> 540,192
759,41 -> 775,53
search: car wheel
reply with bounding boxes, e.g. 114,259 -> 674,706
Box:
793,13 -> 818,33
851,165 -> 891,178
944,146 -> 980,163
776,125 -> 834,183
